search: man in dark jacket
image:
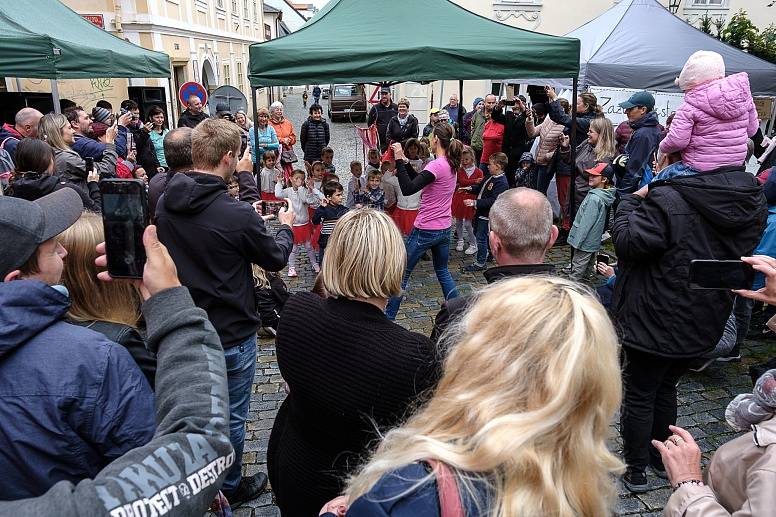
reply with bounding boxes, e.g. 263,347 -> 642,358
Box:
612,166 -> 767,492
300,104 -> 331,164
148,127 -> 192,221
0,107 -> 43,163
0,189 -> 155,500
432,188 -> 557,341
120,99 -> 163,177
178,94 -> 208,128
491,98 -> 531,187
368,87 -> 399,152
155,118 -> 294,507
616,91 -> 663,195
0,226 -> 236,517
442,93 -> 466,126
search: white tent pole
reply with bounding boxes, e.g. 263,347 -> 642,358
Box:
51,79 -> 61,114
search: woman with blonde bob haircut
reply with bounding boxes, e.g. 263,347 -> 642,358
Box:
321,276 -> 624,517
269,209 -> 440,516
59,212 -> 156,388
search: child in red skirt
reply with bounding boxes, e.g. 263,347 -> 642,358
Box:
275,169 -> 320,278
260,152 -> 282,201
383,159 -> 421,236
452,147 -> 483,254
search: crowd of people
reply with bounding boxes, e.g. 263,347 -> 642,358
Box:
1,48 -> 776,517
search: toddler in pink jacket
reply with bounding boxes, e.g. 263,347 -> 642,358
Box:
659,51 -> 759,174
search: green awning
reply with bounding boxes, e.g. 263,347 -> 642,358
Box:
249,0 -> 579,87
0,0 -> 170,79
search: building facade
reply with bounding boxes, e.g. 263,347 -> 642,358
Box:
4,0 -> 290,123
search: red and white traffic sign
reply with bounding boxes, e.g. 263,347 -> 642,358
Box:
179,81 -> 208,107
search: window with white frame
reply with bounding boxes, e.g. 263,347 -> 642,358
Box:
252,0 -> 258,22
691,0 -> 726,5
223,64 -> 231,86
231,0 -> 238,15
237,62 -> 245,92
216,0 -> 224,9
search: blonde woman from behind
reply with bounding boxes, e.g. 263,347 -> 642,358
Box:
321,276 -> 624,517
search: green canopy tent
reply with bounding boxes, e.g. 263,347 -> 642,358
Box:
248,0 -> 583,213
0,0 -> 170,113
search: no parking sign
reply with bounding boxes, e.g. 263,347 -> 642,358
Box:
179,81 -> 208,107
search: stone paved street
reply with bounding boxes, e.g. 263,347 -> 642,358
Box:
226,89 -> 776,516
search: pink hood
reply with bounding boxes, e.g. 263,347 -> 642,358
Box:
659,72 -> 759,172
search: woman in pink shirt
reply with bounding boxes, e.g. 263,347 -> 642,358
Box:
385,124 -> 461,320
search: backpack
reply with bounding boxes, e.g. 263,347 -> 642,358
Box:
0,147 -> 14,195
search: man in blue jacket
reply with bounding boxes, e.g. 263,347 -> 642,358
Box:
66,106 -> 129,161
0,189 -> 155,500
616,91 -> 663,195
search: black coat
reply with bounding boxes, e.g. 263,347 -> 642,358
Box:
491,105 -> 530,163
386,115 -> 419,145
431,264 -> 555,342
177,109 -> 208,128
70,320 -> 156,389
612,166 -> 767,358
300,117 -> 330,162
368,102 -> 399,152
11,173 -> 101,212
547,101 -> 600,147
155,171 -> 293,347
268,293 -> 439,516
128,126 -> 161,177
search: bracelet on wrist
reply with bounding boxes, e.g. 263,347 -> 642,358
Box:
674,479 -> 704,489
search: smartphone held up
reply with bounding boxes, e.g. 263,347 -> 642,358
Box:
99,179 -> 149,279
689,259 -> 755,290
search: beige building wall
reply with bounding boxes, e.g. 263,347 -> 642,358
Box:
6,0 -> 274,122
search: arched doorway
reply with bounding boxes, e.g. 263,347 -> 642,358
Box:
201,59 -> 217,94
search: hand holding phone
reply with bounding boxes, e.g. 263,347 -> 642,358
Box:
100,179 -> 149,279
95,225 -> 180,300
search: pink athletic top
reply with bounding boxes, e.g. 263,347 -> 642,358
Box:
413,156 -> 456,231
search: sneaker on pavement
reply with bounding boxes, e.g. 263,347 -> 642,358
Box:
287,267 -> 297,278
456,239 -> 465,252
464,244 -> 478,255
622,469 -> 649,493
222,472 -> 268,509
463,263 -> 486,272
313,262 -> 321,273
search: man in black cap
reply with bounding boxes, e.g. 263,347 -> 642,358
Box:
367,87 -> 398,153
615,90 -> 663,195
0,190 -> 155,499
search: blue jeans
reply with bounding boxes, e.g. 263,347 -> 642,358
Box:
222,334 -> 257,491
474,217 -> 490,265
385,227 -> 459,320
535,164 -> 554,194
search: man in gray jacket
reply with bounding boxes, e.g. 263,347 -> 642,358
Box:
0,223 -> 234,517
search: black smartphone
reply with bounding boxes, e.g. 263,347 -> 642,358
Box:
503,99 -> 516,106
85,157 -> 94,175
597,254 -> 610,265
689,260 -> 754,290
99,179 -> 149,279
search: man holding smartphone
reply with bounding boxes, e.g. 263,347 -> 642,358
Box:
612,151 -> 767,492
155,118 -> 294,507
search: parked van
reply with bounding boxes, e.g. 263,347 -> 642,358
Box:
328,84 -> 367,122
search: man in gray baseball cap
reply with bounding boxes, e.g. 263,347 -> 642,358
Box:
0,189 -> 83,282
0,188 -> 156,498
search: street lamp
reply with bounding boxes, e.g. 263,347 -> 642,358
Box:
669,0 -> 681,14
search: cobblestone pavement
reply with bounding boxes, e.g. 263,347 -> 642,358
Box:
228,89 -> 776,516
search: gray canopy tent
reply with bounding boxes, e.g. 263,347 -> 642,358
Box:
509,0 -> 776,96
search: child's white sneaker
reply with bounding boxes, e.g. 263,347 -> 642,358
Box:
464,244 -> 478,255
287,267 -> 297,278
313,263 -> 321,273
456,239 -> 465,252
